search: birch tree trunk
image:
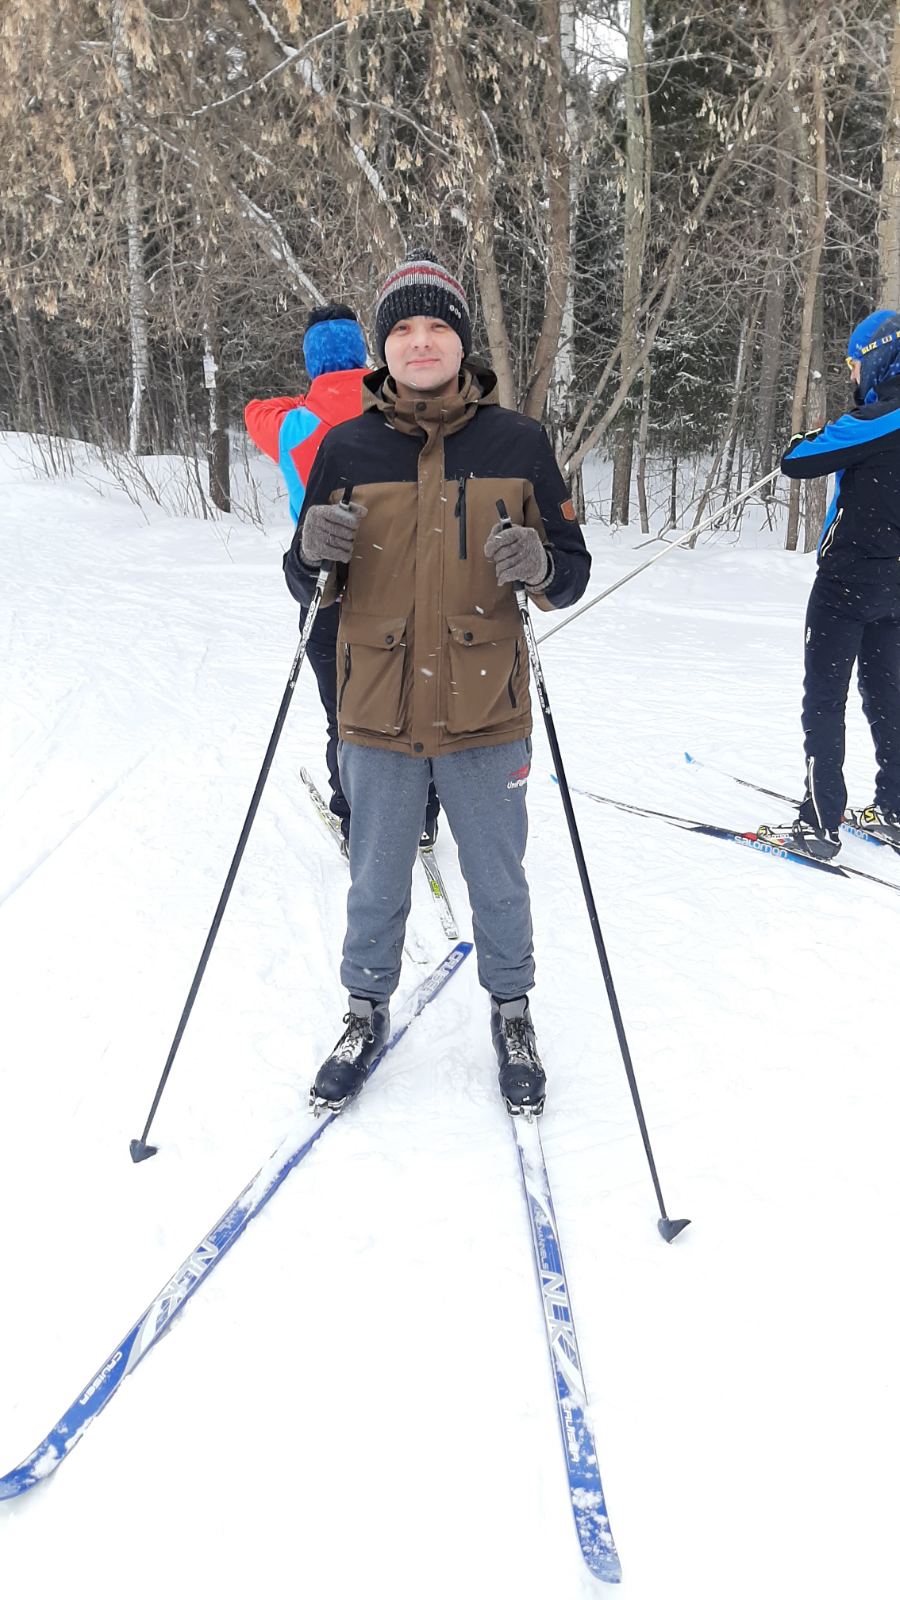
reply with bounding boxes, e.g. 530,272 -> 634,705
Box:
521,0 -> 574,423
755,94 -> 793,480
203,322 -> 231,514
803,278 -> 827,553
635,361 -> 652,540
879,0 -> 900,306
549,0 -> 579,447
785,14 -> 827,553
610,0 -> 648,524
111,1 -> 151,456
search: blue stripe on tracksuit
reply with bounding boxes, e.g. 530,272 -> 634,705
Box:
277,407 -> 320,523
783,402 -> 900,470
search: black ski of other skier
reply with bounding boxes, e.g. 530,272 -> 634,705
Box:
555,777 -> 900,896
683,751 -> 900,857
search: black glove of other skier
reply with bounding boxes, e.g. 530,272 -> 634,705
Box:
787,428 -> 823,450
300,500 -> 367,566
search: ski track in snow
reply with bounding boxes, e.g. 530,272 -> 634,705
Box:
0,433 -> 897,1599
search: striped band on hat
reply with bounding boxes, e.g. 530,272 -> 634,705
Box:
374,250 -> 472,361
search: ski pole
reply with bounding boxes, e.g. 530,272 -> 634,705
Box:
538,466 -> 781,644
497,500 -> 689,1241
130,551 -> 336,1163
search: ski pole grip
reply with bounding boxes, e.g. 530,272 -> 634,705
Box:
495,499 -> 527,602
318,482 -> 356,582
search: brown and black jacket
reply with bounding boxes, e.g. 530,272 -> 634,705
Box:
283,364 -> 590,758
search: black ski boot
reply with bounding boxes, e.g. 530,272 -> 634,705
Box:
491,996 -> 546,1116
310,995 -> 390,1114
757,819 -> 841,861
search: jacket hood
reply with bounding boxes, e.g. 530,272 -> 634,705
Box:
304,367 -> 369,429
852,371 -> 900,409
362,360 -> 499,418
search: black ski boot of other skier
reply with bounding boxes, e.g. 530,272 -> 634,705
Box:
310,996 -> 390,1114
758,818 -> 841,861
491,995 -> 546,1116
846,804 -> 900,845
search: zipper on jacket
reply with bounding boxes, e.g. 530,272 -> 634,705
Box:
507,641 -> 520,709
455,476 -> 468,559
338,643 -> 352,711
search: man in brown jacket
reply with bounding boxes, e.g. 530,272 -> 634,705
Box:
284,249 -> 590,1117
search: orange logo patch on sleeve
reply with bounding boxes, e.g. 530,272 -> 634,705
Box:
559,498 -> 577,521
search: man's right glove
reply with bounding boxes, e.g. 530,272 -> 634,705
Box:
484,520 -> 551,588
300,499 -> 367,565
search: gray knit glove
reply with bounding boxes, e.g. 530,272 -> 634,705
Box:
484,521 -> 551,589
300,499 -> 367,565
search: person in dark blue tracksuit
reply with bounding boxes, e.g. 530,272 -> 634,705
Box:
765,310 -> 900,859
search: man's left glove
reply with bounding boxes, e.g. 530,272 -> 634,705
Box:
484,521 -> 550,588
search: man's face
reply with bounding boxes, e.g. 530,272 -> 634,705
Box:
384,316 -> 463,399
849,357 -> 861,387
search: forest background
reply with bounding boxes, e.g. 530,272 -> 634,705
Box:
2,0 -> 900,554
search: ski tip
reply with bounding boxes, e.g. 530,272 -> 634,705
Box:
588,1553 -> 623,1585
658,1216 -> 691,1243
129,1138 -> 158,1164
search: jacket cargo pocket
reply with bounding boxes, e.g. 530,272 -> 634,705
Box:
338,613 -> 408,737
445,613 -> 524,736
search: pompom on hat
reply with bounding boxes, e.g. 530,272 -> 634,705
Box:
373,249 -> 471,362
302,303 -> 367,379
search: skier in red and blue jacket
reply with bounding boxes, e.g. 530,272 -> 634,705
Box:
245,306 -> 368,843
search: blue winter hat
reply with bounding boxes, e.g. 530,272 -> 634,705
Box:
847,309 -> 900,401
303,302 -> 367,379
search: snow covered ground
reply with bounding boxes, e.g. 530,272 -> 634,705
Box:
1,432 -> 896,1599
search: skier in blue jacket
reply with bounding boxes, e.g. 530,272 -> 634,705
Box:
760,309 -> 900,858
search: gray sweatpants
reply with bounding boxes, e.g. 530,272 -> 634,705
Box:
338,738 -> 535,1003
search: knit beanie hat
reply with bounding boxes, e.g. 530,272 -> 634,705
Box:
373,250 -> 471,362
303,303 -> 367,380
847,309 -> 900,402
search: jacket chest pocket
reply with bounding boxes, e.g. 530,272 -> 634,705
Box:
445,613 -> 524,736
338,613 -> 408,737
